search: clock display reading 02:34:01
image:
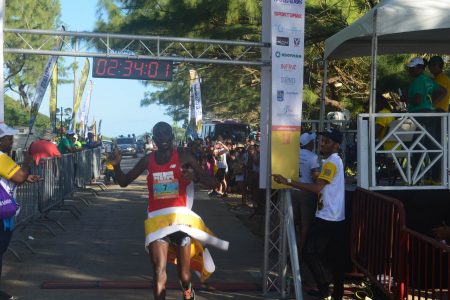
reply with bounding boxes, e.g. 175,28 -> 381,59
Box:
92,57 -> 173,81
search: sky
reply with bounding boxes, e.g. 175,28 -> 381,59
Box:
38,0 -> 173,138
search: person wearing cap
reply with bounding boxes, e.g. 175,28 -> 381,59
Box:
0,122 -> 40,300
84,132 -> 101,149
273,127 -> 345,300
402,57 -> 447,113
57,130 -> 79,154
428,56 -> 450,112
293,132 -> 320,253
28,129 -> 61,165
403,57 -> 447,184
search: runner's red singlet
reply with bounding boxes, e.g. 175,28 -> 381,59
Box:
147,149 -> 190,212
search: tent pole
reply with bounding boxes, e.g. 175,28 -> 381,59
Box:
0,0 -> 5,122
368,9 -> 379,188
319,60 -> 328,133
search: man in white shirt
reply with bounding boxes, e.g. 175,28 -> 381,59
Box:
273,127 -> 345,300
293,132 -> 320,253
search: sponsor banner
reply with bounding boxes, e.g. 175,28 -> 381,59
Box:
189,70 -> 203,133
72,58 -> 90,131
271,130 -> 301,189
29,32 -> 64,132
79,81 -> 93,138
271,0 -> 305,187
49,64 -> 58,132
97,119 -> 102,137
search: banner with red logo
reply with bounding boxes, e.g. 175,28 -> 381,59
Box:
271,0 -> 305,188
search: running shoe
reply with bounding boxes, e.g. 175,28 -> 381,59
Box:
0,290 -> 14,300
181,283 -> 195,300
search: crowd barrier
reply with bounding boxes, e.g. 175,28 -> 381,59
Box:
351,188 -> 450,300
10,148 -> 104,259
401,229 -> 449,300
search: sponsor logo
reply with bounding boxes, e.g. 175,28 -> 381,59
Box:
169,164 -> 176,169
153,171 -> 175,181
277,90 -> 285,102
293,37 -> 301,47
277,24 -> 302,33
276,36 -> 289,46
277,105 -> 298,118
275,51 -> 302,59
273,0 -> 303,4
281,63 -> 297,71
274,11 -> 303,18
281,77 -> 296,85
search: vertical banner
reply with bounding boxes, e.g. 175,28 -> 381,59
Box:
49,64 -> 58,132
72,58 -> 90,131
97,119 -> 102,138
29,33 -> 64,132
189,70 -> 203,133
79,80 -> 93,138
271,0 -> 305,188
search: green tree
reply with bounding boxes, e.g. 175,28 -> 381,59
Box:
4,0 -> 61,107
5,96 -> 51,130
97,0 -> 417,123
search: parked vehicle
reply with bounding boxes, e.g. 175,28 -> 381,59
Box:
116,137 -> 137,158
199,120 -> 250,143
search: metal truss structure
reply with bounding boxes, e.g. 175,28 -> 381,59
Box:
4,28 -> 269,67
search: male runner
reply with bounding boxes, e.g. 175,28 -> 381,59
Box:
112,122 -> 220,300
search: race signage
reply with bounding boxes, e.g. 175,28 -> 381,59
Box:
271,0 -> 305,187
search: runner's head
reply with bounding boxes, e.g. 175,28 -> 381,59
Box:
152,122 -> 174,151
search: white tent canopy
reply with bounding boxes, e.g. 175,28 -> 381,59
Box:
325,0 -> 450,60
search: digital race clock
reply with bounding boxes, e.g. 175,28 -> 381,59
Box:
92,57 -> 173,81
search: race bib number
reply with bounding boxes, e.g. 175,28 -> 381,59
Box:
153,171 -> 179,200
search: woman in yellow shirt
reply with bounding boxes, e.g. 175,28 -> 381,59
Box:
0,123 -> 40,300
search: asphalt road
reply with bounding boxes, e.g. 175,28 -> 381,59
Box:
1,155 -> 278,300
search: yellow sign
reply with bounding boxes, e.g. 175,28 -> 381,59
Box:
271,126 -> 300,189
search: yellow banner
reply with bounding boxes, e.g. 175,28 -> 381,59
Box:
144,212 -> 217,282
49,64 -> 58,132
271,127 -> 301,189
72,58 -> 90,131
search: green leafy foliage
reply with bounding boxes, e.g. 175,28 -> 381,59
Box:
4,0 -> 61,107
96,0 -> 431,124
5,96 -> 51,130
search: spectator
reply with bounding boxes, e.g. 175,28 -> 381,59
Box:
144,135 -> 154,155
73,134 -> 82,148
28,129 -> 61,165
57,130 -> 79,154
210,140 -> 229,197
103,152 -> 117,185
402,57 -> 446,113
273,127 -> 346,300
0,123 -> 40,300
402,57 -> 447,184
375,94 -> 396,151
294,132 -> 320,253
84,132 -> 101,149
428,56 -> 450,112
230,146 -> 246,204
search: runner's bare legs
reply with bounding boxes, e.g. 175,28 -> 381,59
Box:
149,241 -> 169,300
